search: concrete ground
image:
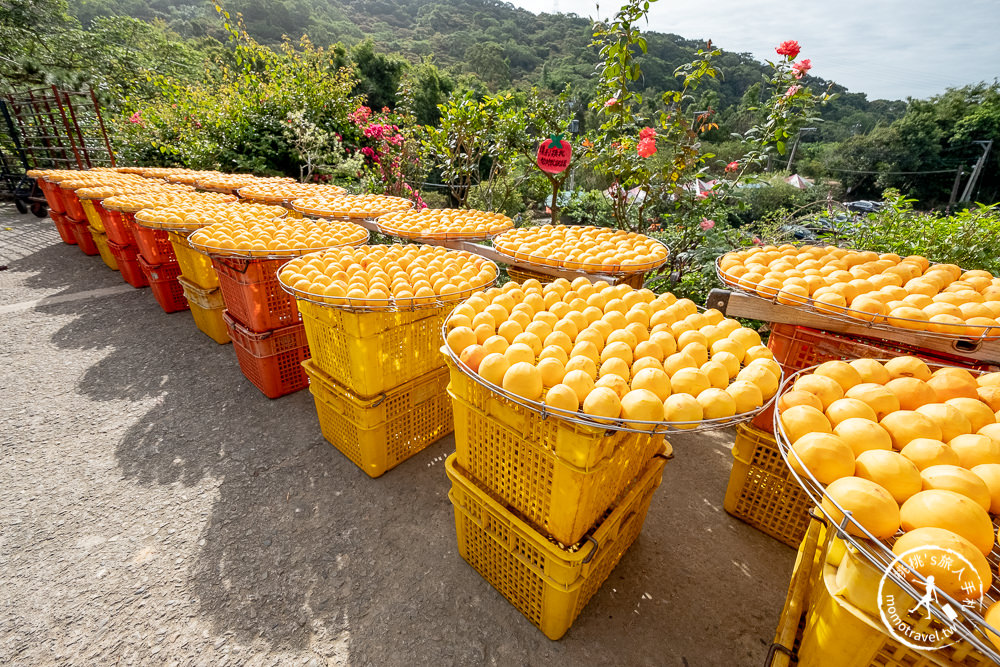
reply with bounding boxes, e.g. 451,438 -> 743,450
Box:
0,205 -> 795,666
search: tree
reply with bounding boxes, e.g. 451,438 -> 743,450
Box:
351,38 -> 406,111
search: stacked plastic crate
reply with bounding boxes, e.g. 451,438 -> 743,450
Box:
438,278 -> 675,640
56,179 -> 102,256
187,217 -> 369,399
713,251 -> 1000,550
278,247 -> 497,477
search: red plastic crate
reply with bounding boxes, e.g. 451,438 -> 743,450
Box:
213,257 -> 299,333
132,225 -> 177,264
138,257 -> 189,313
68,217 -> 99,255
101,209 -> 136,246
50,211 -> 78,245
61,188 -> 86,222
223,311 -> 311,398
40,179 -> 66,214
108,240 -> 149,288
758,323 -> 998,434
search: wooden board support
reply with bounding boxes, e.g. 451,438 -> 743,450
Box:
708,288 -> 1000,365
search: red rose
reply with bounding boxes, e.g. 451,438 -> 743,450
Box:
776,40 -> 801,59
637,138 -> 657,158
725,161 -> 739,173
792,59 -> 812,79
639,127 -> 656,140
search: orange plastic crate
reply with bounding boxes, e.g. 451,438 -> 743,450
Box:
223,311 -> 310,398
50,212 -> 77,245
767,323 -> 995,374
68,218 -> 99,255
108,240 -> 148,288
132,225 -> 177,264
60,187 -> 86,221
101,209 -> 136,246
214,257 -> 299,333
39,179 -> 66,214
138,257 -> 189,314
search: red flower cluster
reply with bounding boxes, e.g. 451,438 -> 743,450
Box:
792,59 -> 812,79
775,40 -> 801,59
349,106 -> 372,125
637,128 -> 657,158
725,161 -> 739,173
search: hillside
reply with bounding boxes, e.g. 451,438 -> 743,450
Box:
69,0 -> 904,142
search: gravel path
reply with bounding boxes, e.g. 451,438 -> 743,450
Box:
0,205 -> 794,666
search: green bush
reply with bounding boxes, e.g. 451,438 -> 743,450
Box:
561,189 -> 614,226
111,22 -> 362,177
842,192 -> 1000,273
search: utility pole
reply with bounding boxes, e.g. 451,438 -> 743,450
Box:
947,167 -> 964,214
786,127 -> 816,172
960,140 -> 993,202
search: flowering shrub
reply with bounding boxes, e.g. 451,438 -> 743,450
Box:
585,0 -> 833,295
350,101 -> 426,207
111,9 -> 362,176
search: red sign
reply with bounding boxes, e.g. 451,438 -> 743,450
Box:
536,135 -> 572,175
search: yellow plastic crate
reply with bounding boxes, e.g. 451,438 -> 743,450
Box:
724,423 -> 811,548
89,226 -> 119,271
298,299 -> 452,397
80,199 -> 104,231
445,355 -> 638,470
446,453 -> 665,640
450,388 -> 664,545
179,276 -> 229,344
769,519 -> 993,667
303,359 -> 453,478
799,566 -> 991,666
168,231 -> 219,289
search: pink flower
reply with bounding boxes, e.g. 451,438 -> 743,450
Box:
350,106 -> 372,125
725,161 -> 739,173
792,59 -> 812,79
639,127 -> 656,140
753,237 -> 763,246
775,40 -> 801,59
700,218 -> 715,231
637,138 -> 657,158
604,98 -> 618,107
128,111 -> 143,125
783,85 -> 802,99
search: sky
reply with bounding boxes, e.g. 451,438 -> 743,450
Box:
507,0 -> 1000,100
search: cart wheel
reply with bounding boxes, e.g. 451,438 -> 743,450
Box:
14,198 -> 27,214
31,201 -> 47,218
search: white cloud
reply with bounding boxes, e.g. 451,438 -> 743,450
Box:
509,0 -> 1000,99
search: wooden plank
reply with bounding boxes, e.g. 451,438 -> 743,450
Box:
707,289 -> 1000,364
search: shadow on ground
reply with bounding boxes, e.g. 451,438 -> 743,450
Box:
14,215 -> 793,666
